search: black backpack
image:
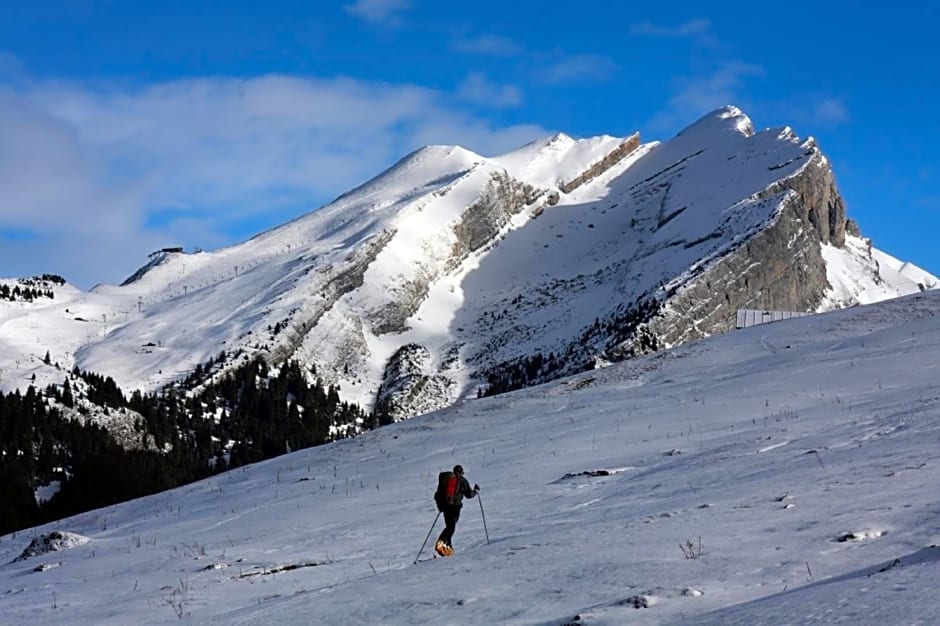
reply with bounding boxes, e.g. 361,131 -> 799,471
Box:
435,471 -> 461,509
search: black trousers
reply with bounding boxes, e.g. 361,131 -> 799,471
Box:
437,506 -> 461,547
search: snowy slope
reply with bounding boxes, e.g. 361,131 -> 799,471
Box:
490,132 -> 626,188
446,109 -> 811,357
2,289 -> 939,625
821,235 -> 936,308
1,106 -> 935,418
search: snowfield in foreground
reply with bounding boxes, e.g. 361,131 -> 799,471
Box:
2,290 -> 940,625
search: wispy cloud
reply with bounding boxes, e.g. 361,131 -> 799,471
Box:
344,0 -> 410,26
629,18 -> 716,45
915,195 -> 940,211
773,96 -> 851,133
450,34 -> 522,57
541,54 -> 619,85
649,61 -> 764,133
0,51 -> 23,78
457,73 -> 522,108
0,76 -> 547,288
812,97 -> 850,127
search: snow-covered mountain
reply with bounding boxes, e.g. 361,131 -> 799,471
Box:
3,288 -> 939,625
0,106 -> 935,421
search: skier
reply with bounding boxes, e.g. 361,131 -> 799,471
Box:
434,464 -> 479,556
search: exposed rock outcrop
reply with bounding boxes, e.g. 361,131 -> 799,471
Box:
621,151 -> 849,353
769,147 -> 847,247
561,133 -> 641,194
451,172 -> 543,259
369,171 -> 544,336
270,230 -> 395,362
14,531 -> 90,562
374,343 -> 455,422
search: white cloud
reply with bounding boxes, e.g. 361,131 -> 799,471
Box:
450,34 -> 522,57
457,73 -> 522,108
629,18 -> 716,44
0,76 -> 548,289
0,90 -> 155,288
344,0 -> 410,25
812,97 -> 850,127
649,61 -> 765,133
763,95 -> 851,135
541,54 -> 619,85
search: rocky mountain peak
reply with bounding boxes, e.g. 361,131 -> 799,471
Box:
677,105 -> 756,140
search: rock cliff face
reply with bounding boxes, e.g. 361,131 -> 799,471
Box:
373,343 -> 456,422
451,173 -> 544,257
625,150 -> 850,353
764,138 -> 847,247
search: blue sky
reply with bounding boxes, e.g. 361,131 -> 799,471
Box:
1,1 -> 937,288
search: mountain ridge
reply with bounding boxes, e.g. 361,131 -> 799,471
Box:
1,106 -> 935,423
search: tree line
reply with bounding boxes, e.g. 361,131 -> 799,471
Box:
0,275 -> 64,302
0,284 -> 54,302
0,356 -> 368,535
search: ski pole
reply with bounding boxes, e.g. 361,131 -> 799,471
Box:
414,511 -> 441,564
477,493 -> 490,545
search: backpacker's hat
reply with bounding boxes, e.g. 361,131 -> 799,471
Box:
453,464 -> 464,475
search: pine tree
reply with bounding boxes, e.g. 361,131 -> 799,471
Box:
62,379 -> 74,408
